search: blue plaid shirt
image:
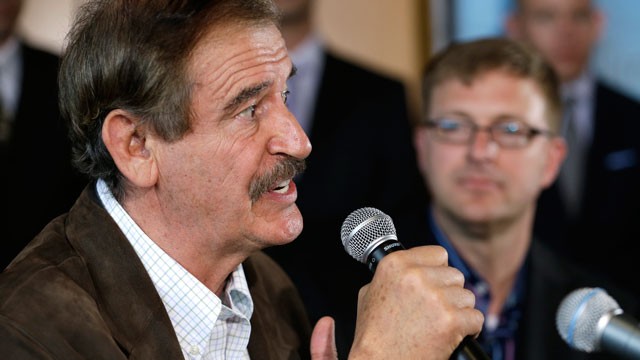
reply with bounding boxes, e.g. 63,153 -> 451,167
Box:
428,209 -> 527,360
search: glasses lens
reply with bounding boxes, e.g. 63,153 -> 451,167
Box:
492,121 -> 530,148
433,118 -> 471,143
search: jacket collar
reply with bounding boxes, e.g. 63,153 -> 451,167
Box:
66,183 -> 184,358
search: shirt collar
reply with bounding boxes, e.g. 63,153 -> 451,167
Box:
561,71 -> 594,104
426,206 -> 529,309
0,36 -> 20,67
427,206 -> 471,277
427,207 -> 528,360
96,179 -> 253,347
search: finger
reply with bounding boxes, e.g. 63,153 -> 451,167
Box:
310,316 -> 338,360
418,265 -> 466,288
380,245 -> 449,270
448,287 -> 477,309
461,307 -> 485,338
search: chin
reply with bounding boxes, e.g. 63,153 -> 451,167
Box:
282,210 -> 304,241
456,205 -> 499,223
263,207 -> 304,247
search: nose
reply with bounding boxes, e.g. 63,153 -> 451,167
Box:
467,128 -> 498,162
267,101 -> 312,160
558,12 -> 580,37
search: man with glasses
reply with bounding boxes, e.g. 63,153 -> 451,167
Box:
403,37 -> 636,359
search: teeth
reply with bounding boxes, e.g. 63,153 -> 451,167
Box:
272,180 -> 290,194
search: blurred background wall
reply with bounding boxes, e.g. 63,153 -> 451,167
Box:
315,0 -> 430,120
16,0 -> 431,121
439,0 -> 640,102
16,0 -> 80,55
16,0 -> 640,117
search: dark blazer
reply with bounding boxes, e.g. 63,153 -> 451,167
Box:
402,211 -> 638,360
0,184 -> 312,359
534,80 -> 640,297
0,42 -> 87,270
264,50 -> 428,358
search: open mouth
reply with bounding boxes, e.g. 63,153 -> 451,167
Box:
250,157 -> 305,202
271,179 -> 290,194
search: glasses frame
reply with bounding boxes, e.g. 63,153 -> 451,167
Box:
422,117 -> 556,149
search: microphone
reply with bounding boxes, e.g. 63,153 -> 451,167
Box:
340,207 -> 490,360
556,287 -> 640,359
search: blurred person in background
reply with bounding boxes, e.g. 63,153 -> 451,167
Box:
0,0 -> 86,269
405,36 -> 637,360
506,0 -> 640,297
265,0 -> 428,357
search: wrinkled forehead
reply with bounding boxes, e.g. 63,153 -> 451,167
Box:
185,20 -> 291,108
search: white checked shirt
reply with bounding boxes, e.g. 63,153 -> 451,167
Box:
97,179 -> 254,360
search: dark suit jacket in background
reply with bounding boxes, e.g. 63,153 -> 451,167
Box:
534,80 -> 640,298
265,50 -> 429,358
402,210 -> 638,360
0,184 -> 312,359
0,42 -> 87,270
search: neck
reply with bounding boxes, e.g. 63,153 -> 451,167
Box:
433,206 -> 534,315
0,32 -> 13,48
121,192 -> 251,298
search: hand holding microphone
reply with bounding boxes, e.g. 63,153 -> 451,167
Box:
341,207 -> 487,360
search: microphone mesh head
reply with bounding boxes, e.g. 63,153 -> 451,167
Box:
556,287 -> 621,352
340,207 -> 396,263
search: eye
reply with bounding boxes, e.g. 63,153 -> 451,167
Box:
438,118 -> 465,132
495,121 -> 527,136
238,104 -> 256,119
531,10 -> 554,24
282,90 -> 290,105
573,9 -> 592,23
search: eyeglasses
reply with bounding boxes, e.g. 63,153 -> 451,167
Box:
422,117 -> 555,148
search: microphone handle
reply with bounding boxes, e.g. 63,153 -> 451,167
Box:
366,239 -> 404,272
602,313 -> 640,360
451,336 -> 491,360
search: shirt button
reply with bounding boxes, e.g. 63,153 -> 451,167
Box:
475,282 -> 489,296
189,344 -> 200,355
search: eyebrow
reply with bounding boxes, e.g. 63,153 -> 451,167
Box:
225,81 -> 271,112
223,64 -> 297,112
438,112 -> 527,122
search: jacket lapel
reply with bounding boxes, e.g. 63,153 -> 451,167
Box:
66,185 -> 184,358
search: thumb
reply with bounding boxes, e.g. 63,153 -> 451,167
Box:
310,316 -> 338,360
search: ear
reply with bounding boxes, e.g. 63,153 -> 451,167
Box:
413,126 -> 430,177
592,8 -> 605,43
540,136 -> 567,189
102,110 -> 159,188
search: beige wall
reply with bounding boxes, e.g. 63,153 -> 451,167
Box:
315,0 -> 429,120
16,0 -> 430,119
16,0 -> 82,55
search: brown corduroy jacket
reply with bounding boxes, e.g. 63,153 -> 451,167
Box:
0,183 -> 312,359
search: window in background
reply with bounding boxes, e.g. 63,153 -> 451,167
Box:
445,0 -> 640,101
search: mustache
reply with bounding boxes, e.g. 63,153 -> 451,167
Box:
249,156 -> 306,202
